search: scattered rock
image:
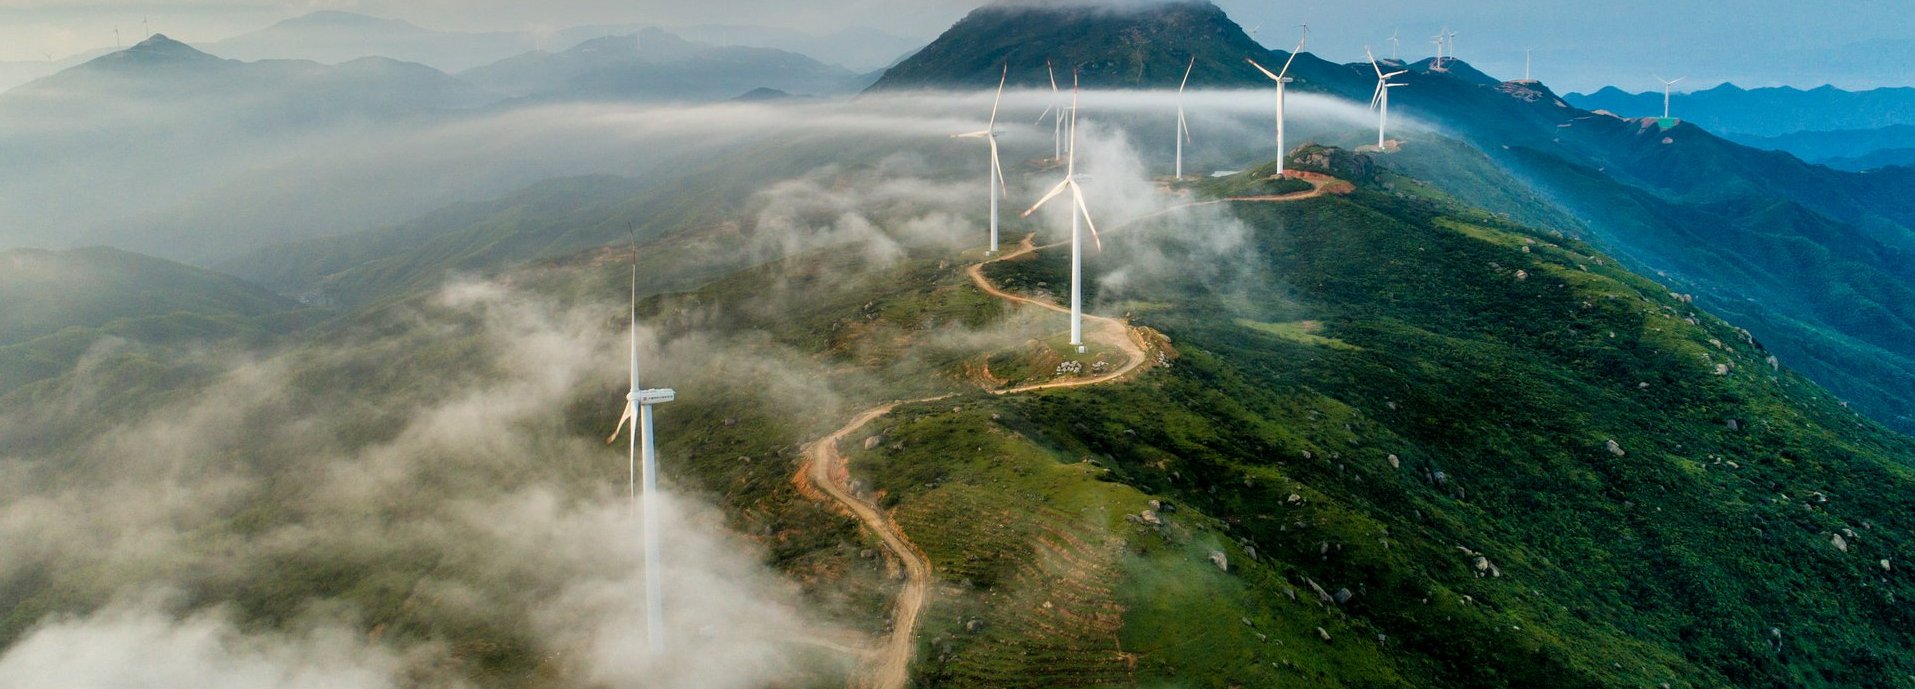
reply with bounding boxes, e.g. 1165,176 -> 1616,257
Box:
1334,588 -> 1354,605
1139,510 -> 1162,526
1301,450 -> 1314,460
1306,578 -> 1333,603
863,436 -> 882,450
1388,454 -> 1401,469
1209,550 -> 1230,572
1882,559 -> 1893,572
860,549 -> 876,559
1317,627 -> 1333,642
1605,439 -> 1626,457
964,618 -> 986,633
1713,363 -> 1731,376
1726,419 -> 1740,432
1832,533 -> 1849,552
1767,355 -> 1780,371
1514,269 -> 1529,281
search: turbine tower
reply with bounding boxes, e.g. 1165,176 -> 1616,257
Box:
1021,72 -> 1102,351
1174,57 -> 1194,179
1245,26 -> 1308,177
1655,75 -> 1686,119
955,64 -> 1009,253
1525,49 -> 1533,82
1368,48 -> 1408,150
608,252 -> 676,654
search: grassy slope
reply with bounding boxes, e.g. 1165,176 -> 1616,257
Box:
891,165 -> 1915,688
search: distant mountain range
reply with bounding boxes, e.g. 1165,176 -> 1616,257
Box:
460,31 -> 871,101
1727,124 -> 1915,171
1567,83 -> 1915,137
208,10 -> 540,73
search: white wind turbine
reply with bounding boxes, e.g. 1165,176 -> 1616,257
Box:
1021,72 -> 1102,351
1389,30 -> 1401,61
607,251 -> 677,653
1034,62 -> 1065,161
1174,56 -> 1194,179
955,65 -> 1009,253
1245,27 -> 1309,177
1655,75 -> 1686,119
1368,48 -> 1408,150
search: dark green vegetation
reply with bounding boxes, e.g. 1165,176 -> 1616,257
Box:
925,159 -> 1915,688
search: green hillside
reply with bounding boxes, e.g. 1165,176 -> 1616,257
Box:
0,246 -> 321,397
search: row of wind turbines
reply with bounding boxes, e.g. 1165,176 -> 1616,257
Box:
953,28 -> 1414,352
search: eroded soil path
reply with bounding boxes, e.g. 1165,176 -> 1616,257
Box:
797,172 -> 1341,689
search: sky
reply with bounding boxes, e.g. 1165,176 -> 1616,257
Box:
0,0 -> 1910,92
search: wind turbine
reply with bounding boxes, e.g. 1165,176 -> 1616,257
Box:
1021,72 -> 1101,351
1655,75 -> 1686,119
1525,49 -> 1534,82
1174,57 -> 1194,179
1034,61 -> 1065,161
1389,30 -> 1401,61
607,247 -> 677,654
1447,29 -> 1458,64
955,64 -> 1009,253
1245,26 -> 1308,177
1368,48 -> 1408,150
1430,33 -> 1444,66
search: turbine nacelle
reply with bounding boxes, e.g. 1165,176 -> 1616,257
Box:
630,388 -> 677,405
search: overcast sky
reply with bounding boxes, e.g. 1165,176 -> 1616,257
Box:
2,0 -> 1909,92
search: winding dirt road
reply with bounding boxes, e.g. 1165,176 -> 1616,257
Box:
797,171 -> 1342,689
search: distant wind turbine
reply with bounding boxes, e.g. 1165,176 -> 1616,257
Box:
1525,49 -> 1534,82
1368,48 -> 1409,149
1034,61 -> 1065,160
1173,57 -> 1194,179
954,64 -> 1009,253
607,247 -> 677,654
1245,26 -> 1308,177
1389,30 -> 1401,61
1021,72 -> 1101,351
1655,75 -> 1686,119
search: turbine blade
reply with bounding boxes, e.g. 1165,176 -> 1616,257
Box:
1022,179 -> 1071,218
1179,56 -> 1195,92
953,130 -> 990,138
989,138 -> 1007,195
1385,70 -> 1409,78
1035,105 -> 1053,124
988,63 -> 1006,130
1047,60 -> 1058,92
1245,58 -> 1281,82
607,400 -> 635,445
1071,182 -> 1102,251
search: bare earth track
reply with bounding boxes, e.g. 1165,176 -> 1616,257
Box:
796,172 -> 1341,688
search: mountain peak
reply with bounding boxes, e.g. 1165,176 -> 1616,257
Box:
104,34 -> 222,65
869,0 -> 1274,90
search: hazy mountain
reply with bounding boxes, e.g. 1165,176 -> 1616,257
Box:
1729,124 -> 1915,170
0,35 -> 500,261
1566,83 -> 1915,137
208,10 -> 539,72
0,246 -> 317,394
548,23 -> 924,72
460,31 -> 867,101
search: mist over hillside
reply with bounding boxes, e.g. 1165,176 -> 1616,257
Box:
3,3 -> 1914,689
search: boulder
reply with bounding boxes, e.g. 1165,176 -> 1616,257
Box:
1832,533 -> 1849,552
1334,588 -> 1354,604
1605,439 -> 1626,457
1317,627 -> 1333,642
1209,550 -> 1229,572
1388,453 -> 1401,469
863,436 -> 882,450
